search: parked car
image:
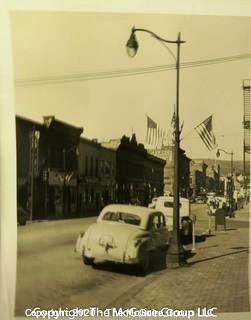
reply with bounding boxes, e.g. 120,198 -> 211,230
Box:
17,205 -> 29,226
215,196 -> 228,208
195,196 -> 206,204
148,197 -> 158,209
75,204 -> 170,274
148,196 -> 192,241
188,197 -> 195,203
207,196 -> 230,216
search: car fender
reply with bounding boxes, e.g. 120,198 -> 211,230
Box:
125,234 -> 151,262
75,232 -> 85,253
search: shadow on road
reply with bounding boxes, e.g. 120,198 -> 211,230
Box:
92,261 -> 141,276
230,246 -> 249,250
188,249 -> 249,265
92,250 -> 169,277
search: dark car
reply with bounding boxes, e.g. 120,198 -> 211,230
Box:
17,206 -> 29,226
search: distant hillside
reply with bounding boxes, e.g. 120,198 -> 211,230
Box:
193,159 -> 250,176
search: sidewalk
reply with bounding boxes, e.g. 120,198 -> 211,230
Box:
116,204 -> 250,313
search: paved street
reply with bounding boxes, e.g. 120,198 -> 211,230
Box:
15,203 -> 249,316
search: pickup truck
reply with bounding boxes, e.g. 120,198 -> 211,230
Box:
148,196 -> 192,242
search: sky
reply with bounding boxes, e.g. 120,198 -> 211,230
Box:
10,11 -> 251,160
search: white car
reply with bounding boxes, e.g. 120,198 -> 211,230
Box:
148,196 -> 192,240
75,204 -> 170,274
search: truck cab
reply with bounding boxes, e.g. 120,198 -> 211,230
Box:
148,196 -> 192,242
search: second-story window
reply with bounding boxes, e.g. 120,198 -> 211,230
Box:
85,156 -> 89,176
90,156 -> 94,176
95,159 -> 99,177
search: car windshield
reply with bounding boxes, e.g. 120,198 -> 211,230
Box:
102,211 -> 141,226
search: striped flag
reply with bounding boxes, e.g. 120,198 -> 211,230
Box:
195,115 -> 217,151
146,115 -> 157,145
171,111 -> 176,143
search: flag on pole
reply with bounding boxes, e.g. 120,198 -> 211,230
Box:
146,115 -> 157,145
171,111 -> 176,143
195,115 -> 217,151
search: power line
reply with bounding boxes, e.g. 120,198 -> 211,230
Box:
16,53 -> 251,87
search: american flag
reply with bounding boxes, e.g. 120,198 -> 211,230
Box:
146,115 -> 157,145
195,115 -> 217,151
145,115 -> 173,147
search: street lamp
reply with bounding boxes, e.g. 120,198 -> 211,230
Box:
126,27 -> 186,267
216,148 -> 234,213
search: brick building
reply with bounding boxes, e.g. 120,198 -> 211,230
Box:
78,137 -> 116,215
149,145 -> 191,197
190,160 -> 208,197
16,115 -> 83,219
16,117 -> 165,218
102,134 -> 166,206
206,165 -> 220,193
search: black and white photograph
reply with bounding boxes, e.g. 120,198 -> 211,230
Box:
0,1 -> 250,319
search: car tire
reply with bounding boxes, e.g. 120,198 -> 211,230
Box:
83,255 -> 94,266
138,247 -> 150,276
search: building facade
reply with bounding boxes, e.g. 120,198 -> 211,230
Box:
16,115 -> 83,219
17,117 -> 165,219
190,160 -> 208,197
78,137 -> 116,215
102,134 -> 166,206
149,145 -> 191,197
206,165 -> 220,193
16,116 -> 44,219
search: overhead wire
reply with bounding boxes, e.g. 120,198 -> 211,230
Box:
16,53 -> 251,87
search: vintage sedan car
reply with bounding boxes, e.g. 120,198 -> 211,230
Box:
75,204 -> 170,273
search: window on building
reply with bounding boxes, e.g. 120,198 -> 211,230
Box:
91,189 -> 94,204
95,159 -> 99,177
104,160 -> 111,175
90,156 -> 94,176
85,156 -> 89,176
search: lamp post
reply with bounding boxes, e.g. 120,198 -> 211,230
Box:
216,148 -> 234,213
126,27 -> 186,267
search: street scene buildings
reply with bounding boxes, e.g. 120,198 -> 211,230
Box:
17,114 -> 248,221
10,10 -> 251,318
